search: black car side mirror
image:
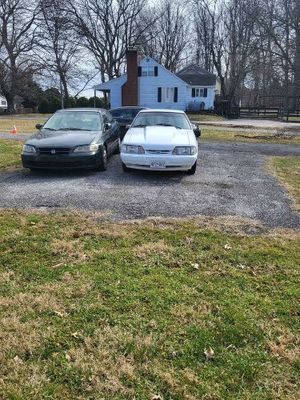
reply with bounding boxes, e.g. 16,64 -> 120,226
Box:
35,123 -> 43,130
105,122 -> 112,131
192,123 -> 201,138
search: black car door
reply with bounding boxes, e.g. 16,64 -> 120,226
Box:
102,112 -> 113,154
103,111 -> 119,153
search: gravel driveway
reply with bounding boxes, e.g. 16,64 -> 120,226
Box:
0,141 -> 299,228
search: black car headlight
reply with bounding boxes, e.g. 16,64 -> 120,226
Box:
172,146 -> 197,155
22,144 -> 36,154
73,144 -> 99,153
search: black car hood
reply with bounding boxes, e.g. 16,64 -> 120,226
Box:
26,130 -> 101,148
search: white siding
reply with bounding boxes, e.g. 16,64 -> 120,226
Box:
185,86 -> 215,110
138,58 -> 188,111
95,75 -> 127,109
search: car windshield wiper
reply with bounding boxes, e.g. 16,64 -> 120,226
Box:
43,127 -> 57,131
133,124 -> 147,128
57,128 -> 92,131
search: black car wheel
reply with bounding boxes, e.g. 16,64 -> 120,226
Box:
98,146 -> 107,171
187,161 -> 197,175
113,138 -> 121,154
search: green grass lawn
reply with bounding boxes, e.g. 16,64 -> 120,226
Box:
0,116 -> 48,134
201,128 -> 300,145
0,139 -> 22,170
0,210 -> 299,399
269,156 -> 300,210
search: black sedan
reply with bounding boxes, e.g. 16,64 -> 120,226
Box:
110,106 -> 146,139
22,108 -> 120,171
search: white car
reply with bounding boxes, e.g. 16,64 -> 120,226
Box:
120,109 -> 199,174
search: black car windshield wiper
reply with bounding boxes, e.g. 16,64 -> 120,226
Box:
133,124 -> 147,127
43,127 -> 57,131
58,127 -> 92,131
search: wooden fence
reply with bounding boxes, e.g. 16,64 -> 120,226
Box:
225,107 -> 300,122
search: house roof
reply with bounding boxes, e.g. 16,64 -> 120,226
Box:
176,65 -> 216,86
94,74 -> 127,90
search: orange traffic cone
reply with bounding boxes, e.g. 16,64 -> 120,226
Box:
10,125 -> 17,134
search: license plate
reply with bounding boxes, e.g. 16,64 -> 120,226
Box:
150,161 -> 166,168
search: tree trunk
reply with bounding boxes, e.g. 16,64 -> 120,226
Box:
3,92 -> 15,114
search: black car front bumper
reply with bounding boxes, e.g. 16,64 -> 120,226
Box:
22,152 -> 102,170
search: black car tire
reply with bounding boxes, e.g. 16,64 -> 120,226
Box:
113,138 -> 121,154
187,161 -> 197,175
122,162 -> 130,172
98,146 -> 108,171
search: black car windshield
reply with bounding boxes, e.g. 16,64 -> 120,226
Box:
132,112 -> 191,129
111,108 -> 142,120
43,111 -> 101,131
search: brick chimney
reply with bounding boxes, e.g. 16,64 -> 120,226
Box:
122,48 -> 138,106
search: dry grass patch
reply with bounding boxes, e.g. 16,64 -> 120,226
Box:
50,238 -> 88,264
134,239 -> 173,260
201,128 -> 300,145
0,314 -> 45,355
268,156 -> 300,210
0,117 -> 47,134
0,139 -> 22,171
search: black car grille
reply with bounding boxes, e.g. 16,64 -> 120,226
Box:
38,147 -> 71,155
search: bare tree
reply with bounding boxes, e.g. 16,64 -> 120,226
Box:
193,0 -> 259,106
193,0 -> 228,99
36,0 -> 80,106
140,0 -> 189,72
69,0 -> 148,82
260,0 -> 300,108
0,0 -> 38,112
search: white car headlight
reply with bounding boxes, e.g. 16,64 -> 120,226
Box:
122,144 -> 145,154
172,146 -> 197,155
73,144 -> 99,153
22,144 -> 36,154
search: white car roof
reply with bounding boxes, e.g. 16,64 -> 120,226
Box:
138,109 -> 185,114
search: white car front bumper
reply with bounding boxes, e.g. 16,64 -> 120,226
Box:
121,153 -> 197,171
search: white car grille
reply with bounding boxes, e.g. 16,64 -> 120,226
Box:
146,149 -> 171,154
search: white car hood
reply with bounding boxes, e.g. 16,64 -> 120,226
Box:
123,126 -> 197,148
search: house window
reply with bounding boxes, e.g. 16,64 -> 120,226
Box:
192,88 -> 208,97
142,66 -> 154,76
1,100 -> 6,105
162,87 -> 174,102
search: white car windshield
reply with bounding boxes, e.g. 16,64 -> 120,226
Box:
132,112 -> 191,130
43,111 -> 101,131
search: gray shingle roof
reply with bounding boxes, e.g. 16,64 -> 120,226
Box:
176,64 -> 216,86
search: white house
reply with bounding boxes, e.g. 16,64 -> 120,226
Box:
0,95 -> 7,111
94,49 -> 216,111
